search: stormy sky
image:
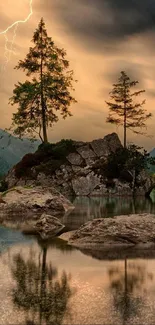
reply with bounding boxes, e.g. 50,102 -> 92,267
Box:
0,0 -> 155,149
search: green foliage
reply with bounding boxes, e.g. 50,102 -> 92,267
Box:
104,144 -> 150,180
38,139 -> 75,158
14,139 -> 75,178
11,249 -> 73,325
106,71 -> 152,147
9,18 -> 77,142
14,153 -> 40,178
0,179 -> 8,192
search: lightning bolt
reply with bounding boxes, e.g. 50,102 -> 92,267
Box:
0,0 -> 33,71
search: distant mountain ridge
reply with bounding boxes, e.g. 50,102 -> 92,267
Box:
150,148 -> 155,158
148,148 -> 155,174
0,129 -> 40,176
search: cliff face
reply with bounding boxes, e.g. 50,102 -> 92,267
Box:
5,133 -> 155,197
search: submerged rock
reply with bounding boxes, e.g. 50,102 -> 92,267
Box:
68,214 -> 155,248
34,213 -> 65,240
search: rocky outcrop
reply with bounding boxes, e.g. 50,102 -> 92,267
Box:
66,214 -> 155,249
72,172 -> 101,196
5,133 -> 155,197
0,186 -> 74,223
135,170 -> 155,196
67,152 -> 84,165
4,133 -> 123,196
91,133 -> 121,157
34,214 -> 65,240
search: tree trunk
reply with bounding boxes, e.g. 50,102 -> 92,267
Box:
132,168 -> 136,195
123,258 -> 128,325
41,97 -> 48,143
40,21 -> 48,143
123,78 -> 127,149
124,106 -> 127,148
40,247 -> 47,325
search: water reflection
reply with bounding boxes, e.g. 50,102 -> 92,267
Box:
63,196 -> 155,230
108,260 -> 154,325
11,241 -> 74,325
2,226 -> 155,324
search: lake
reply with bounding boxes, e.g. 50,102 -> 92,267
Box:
1,195 -> 155,325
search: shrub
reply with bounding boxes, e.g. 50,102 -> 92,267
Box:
38,139 -> 75,159
104,145 -> 150,180
14,153 -> 41,178
52,139 -> 75,159
0,179 -> 8,192
14,139 -> 75,179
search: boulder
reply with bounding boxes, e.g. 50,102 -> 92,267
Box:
76,144 -> 96,160
68,214 -> 155,248
0,186 -> 74,222
90,138 -> 110,157
72,172 -> 101,195
136,170 -> 155,196
90,133 -> 122,158
67,152 -> 83,166
34,213 -> 65,240
104,132 -> 122,152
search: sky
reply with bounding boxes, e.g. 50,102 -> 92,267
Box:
0,0 -> 155,150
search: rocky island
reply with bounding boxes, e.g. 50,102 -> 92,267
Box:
1,132 -> 155,243
4,133 -> 155,197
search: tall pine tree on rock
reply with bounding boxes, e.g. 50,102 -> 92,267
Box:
106,71 -> 152,148
9,18 -> 77,143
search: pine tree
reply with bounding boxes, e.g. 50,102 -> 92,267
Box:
9,18 -> 77,143
106,71 -> 152,148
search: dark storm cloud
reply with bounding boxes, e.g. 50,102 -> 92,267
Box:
103,61 -> 146,85
41,0 -> 155,50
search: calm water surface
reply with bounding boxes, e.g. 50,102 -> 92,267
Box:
1,196 -> 155,325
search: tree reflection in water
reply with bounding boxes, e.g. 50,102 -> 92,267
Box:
11,243 -> 74,325
108,260 -> 153,325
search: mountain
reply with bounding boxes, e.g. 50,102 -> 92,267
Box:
150,148 -> 155,158
148,148 -> 155,174
0,129 -> 40,176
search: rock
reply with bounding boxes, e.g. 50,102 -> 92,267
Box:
67,152 -> 84,166
90,138 -> 110,157
91,184 -> 108,196
34,213 -> 65,240
72,172 -> 101,195
136,170 -> 155,196
68,214 -> 155,248
5,133 -> 154,197
36,172 -> 54,187
76,144 -> 96,160
5,167 -> 18,188
0,186 -> 74,222
111,179 -> 133,196
104,133 -> 122,152
85,157 -> 96,166
71,166 -> 83,174
90,133 -> 122,158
